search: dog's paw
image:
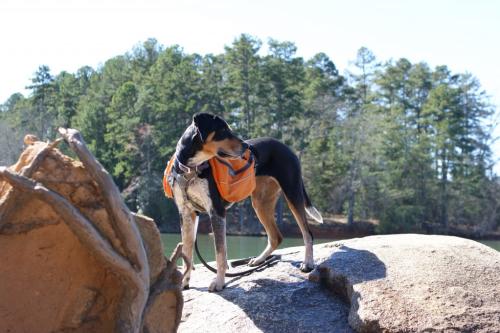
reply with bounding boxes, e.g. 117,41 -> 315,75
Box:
248,256 -> 266,267
208,277 -> 225,292
247,258 -> 259,267
300,262 -> 314,273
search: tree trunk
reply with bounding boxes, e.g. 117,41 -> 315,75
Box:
440,152 -> 449,231
0,131 -> 183,333
347,190 -> 355,226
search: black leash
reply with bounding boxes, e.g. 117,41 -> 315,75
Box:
194,239 -> 280,277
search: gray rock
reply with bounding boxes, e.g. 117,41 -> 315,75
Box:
180,234 -> 500,333
181,258 -> 352,332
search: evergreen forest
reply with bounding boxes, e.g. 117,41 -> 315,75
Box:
1,35 -> 499,236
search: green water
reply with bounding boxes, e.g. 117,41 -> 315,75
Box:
480,240 -> 500,251
161,234 -> 500,263
160,233 -> 336,264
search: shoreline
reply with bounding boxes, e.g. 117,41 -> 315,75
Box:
159,230 -> 500,242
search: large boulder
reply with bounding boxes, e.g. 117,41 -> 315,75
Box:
181,234 -> 500,332
0,133 -> 183,333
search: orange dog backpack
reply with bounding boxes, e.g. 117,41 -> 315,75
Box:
208,149 -> 256,202
163,149 -> 256,203
162,157 -> 175,199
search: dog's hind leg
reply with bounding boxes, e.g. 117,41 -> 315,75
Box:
275,170 -> 315,272
249,176 -> 283,267
180,210 -> 198,289
285,195 -> 314,272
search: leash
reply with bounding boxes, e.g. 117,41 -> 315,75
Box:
170,144 -> 276,277
194,238 -> 280,277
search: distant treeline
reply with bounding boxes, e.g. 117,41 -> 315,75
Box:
1,34 -> 499,235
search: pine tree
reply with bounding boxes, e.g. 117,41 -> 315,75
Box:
224,34 -> 262,138
26,65 -> 56,139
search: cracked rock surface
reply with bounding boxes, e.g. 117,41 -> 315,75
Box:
180,234 -> 500,333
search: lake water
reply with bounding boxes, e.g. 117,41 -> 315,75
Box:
161,233 -> 500,263
161,233 -> 337,264
480,240 -> 500,251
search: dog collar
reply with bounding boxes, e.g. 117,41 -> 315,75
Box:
175,156 -> 192,174
174,156 -> 209,175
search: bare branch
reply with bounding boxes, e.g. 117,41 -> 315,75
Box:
0,167 -> 137,282
169,242 -> 184,263
58,128 -> 148,276
1,142 -> 53,224
164,242 -> 186,277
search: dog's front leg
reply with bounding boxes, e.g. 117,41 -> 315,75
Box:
208,212 -> 227,292
180,210 -> 197,289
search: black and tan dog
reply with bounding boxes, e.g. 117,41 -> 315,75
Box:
169,113 -> 323,291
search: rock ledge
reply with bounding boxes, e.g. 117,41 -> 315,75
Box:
181,234 -> 500,333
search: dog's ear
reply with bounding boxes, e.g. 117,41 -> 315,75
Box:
193,113 -> 214,142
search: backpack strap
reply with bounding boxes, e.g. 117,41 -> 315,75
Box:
214,149 -> 255,176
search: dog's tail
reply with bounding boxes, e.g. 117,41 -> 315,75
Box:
302,184 -> 323,224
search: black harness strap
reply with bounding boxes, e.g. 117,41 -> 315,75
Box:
194,239 -> 280,277
214,152 -> 255,176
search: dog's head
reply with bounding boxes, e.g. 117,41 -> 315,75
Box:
181,113 -> 248,166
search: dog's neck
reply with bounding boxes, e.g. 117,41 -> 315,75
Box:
174,124 -> 211,171
174,148 -> 193,170
174,148 -> 210,175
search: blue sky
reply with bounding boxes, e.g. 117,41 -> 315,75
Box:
1,0 -> 499,168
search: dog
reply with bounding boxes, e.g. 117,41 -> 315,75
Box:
169,113 -> 323,291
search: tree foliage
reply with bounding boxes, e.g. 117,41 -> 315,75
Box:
1,36 -> 498,235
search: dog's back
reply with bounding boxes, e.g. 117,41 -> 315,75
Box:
247,137 -> 321,220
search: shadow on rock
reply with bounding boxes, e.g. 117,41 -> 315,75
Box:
215,275 -> 354,333
183,237 -> 500,333
208,246 -> 386,332
311,245 -> 387,302
181,245 -> 386,333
